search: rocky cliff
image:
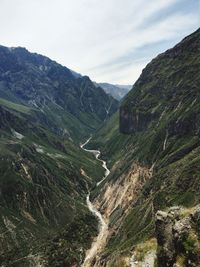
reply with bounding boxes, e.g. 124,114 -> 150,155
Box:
156,206 -> 200,267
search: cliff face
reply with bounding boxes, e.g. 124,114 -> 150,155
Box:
119,106 -> 156,134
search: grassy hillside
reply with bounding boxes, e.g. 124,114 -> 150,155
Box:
0,45 -> 118,266
0,101 -> 106,266
89,28 -> 200,265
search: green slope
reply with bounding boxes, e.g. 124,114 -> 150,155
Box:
0,101 -> 106,266
0,45 -> 118,266
89,28 -> 200,264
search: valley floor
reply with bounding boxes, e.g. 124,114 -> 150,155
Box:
81,138 -> 110,267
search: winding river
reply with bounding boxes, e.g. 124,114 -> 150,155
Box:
80,138 -> 110,267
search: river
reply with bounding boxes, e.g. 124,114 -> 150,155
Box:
80,138 -> 110,267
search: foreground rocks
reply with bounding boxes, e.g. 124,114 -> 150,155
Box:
155,206 -> 200,267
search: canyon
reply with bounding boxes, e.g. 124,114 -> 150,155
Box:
0,28 -> 199,267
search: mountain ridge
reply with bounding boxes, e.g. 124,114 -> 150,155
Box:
0,44 -> 118,141
85,28 -> 200,266
94,82 -> 132,100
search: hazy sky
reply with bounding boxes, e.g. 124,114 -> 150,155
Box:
0,0 -> 199,84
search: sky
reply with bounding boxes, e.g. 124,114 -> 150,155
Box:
0,0 -> 199,85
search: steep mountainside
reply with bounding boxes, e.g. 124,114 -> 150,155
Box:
0,46 -> 118,141
88,28 -> 200,266
0,46 -> 119,266
0,105 -> 100,266
94,82 -> 132,100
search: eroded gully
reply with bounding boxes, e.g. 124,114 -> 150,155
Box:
80,138 -> 110,267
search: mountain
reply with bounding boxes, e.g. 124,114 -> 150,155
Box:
0,46 -> 118,266
69,69 -> 82,78
0,46 -> 118,142
87,28 -> 200,266
1,28 -> 200,267
94,82 -> 132,100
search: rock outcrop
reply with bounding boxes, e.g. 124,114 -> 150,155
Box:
155,207 -> 200,267
119,106 -> 156,134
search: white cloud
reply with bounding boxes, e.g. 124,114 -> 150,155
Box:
0,0 -> 199,84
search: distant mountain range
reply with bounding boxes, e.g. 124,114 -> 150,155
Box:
94,82 -> 132,100
65,69 -> 131,101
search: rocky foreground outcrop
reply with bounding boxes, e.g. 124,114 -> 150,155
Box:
156,206 -> 200,267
